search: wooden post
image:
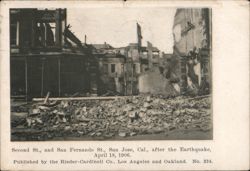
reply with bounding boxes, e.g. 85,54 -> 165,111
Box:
58,58 -> 61,96
44,24 -> 47,47
16,21 -> 19,46
31,18 -> 36,47
55,9 -> 62,47
25,57 -> 28,102
40,23 -> 45,47
41,59 -> 45,97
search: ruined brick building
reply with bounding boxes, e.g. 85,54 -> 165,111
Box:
89,23 -> 161,96
136,8 -> 212,96
116,41 -> 160,95
171,8 -> 212,95
10,9 -> 97,100
91,43 -> 126,95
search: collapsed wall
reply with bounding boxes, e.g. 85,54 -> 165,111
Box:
138,8 -> 211,97
138,67 -> 179,96
172,8 -> 212,95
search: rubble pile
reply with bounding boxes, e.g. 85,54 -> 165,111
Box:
12,95 -> 211,140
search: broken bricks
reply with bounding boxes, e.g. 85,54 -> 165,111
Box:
12,95 -> 211,140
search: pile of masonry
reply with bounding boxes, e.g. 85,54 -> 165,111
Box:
11,95 -> 211,140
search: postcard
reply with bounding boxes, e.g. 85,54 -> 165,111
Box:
0,0 -> 249,170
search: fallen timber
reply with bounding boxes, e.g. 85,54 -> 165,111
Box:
32,95 -> 210,102
32,96 -> 138,102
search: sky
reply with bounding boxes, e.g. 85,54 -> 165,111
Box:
67,7 -> 176,53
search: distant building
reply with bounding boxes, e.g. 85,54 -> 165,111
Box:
91,42 -> 140,96
140,41 -> 160,72
120,43 -> 141,95
92,42 -> 114,54
88,22 -> 163,96
115,41 -> 161,95
90,39 -> 163,96
96,53 -> 126,95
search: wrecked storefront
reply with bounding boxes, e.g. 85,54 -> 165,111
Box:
10,9 -> 96,100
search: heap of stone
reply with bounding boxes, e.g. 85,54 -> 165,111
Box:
12,95 -> 211,140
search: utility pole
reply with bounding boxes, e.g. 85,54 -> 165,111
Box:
84,35 -> 87,44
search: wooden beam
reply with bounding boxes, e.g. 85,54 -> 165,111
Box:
55,9 -> 62,47
185,95 -> 211,101
41,59 -> 45,97
43,92 -> 50,104
16,21 -> 19,46
31,19 -> 36,47
32,96 -> 137,102
25,57 -> 28,102
58,58 -> 61,96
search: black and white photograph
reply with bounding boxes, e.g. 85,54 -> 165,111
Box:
10,7 -> 212,141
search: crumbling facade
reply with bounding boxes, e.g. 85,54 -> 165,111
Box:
140,41 -> 160,72
96,53 -> 126,95
115,41 -> 161,95
92,42 -> 142,96
172,8 -> 212,95
120,43 -> 141,95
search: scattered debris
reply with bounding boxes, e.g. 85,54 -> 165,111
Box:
11,95 -> 212,140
